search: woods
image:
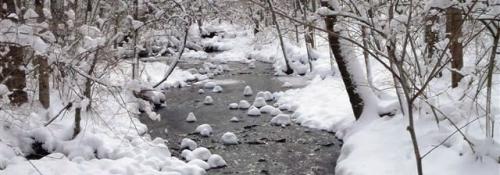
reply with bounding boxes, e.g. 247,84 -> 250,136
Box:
1,0 -> 499,175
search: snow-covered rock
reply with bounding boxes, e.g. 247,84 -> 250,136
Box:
238,100 -> 251,109
270,108 -> 282,116
230,116 -> 240,122
207,154 -> 227,168
192,147 -> 212,160
247,106 -> 261,116
248,62 -> 256,69
228,103 -> 238,109
282,82 -> 293,87
221,132 -> 239,145
263,91 -> 274,101
243,85 -> 253,96
195,124 -> 213,137
203,81 -> 217,89
186,112 -> 197,122
198,89 -> 205,94
278,104 -> 291,111
212,85 -> 223,93
271,114 -> 292,126
204,96 -> 214,105
164,128 -> 168,134
253,97 -> 267,108
188,159 -> 210,170
260,105 -> 275,114
181,138 -> 198,150
182,149 -> 194,161
256,91 -> 266,99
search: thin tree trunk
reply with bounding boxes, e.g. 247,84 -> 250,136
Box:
485,26 -> 499,139
321,0 -> 364,119
266,0 -> 293,75
446,7 -> 464,88
35,0 -> 50,109
73,107 -> 81,139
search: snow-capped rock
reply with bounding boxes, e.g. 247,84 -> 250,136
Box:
181,149 -> 194,161
228,103 -> 238,109
270,108 -> 282,116
243,85 -> 253,96
282,82 -> 293,87
198,89 -> 205,94
204,96 -> 214,105
253,97 -> 267,108
260,105 -> 275,114
192,147 -> 212,160
247,106 -> 261,116
181,138 -> 198,150
195,124 -> 213,137
248,62 -> 256,69
263,91 -> 274,101
164,128 -> 168,134
256,91 -> 266,99
188,159 -> 210,170
278,104 -> 291,111
271,114 -> 291,126
221,132 -> 239,145
207,154 -> 227,168
186,112 -> 197,122
238,100 -> 251,109
212,85 -> 223,93
230,116 -> 240,122
203,81 -> 217,89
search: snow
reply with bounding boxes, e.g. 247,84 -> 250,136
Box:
221,132 -> 239,145
198,89 -> 205,94
270,114 -> 292,127
243,85 -> 253,96
186,112 -> 197,122
207,154 -> 227,168
203,96 -> 214,105
252,97 -> 267,108
195,124 -> 213,137
191,147 -> 212,161
260,105 -> 276,114
212,85 -> 223,93
270,108 -> 282,116
180,138 -> 198,150
228,103 -> 238,109
203,81 -> 217,89
238,100 -> 251,109
247,106 -> 261,116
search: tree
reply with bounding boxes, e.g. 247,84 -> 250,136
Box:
446,6 -> 464,88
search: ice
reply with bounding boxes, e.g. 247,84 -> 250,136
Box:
188,159 -> 210,170
243,85 -> 253,96
228,103 -> 238,109
270,114 -> 292,127
192,147 -> 212,160
247,106 -> 261,116
230,116 -> 240,122
238,100 -> 251,109
221,132 -> 239,145
181,138 -> 198,150
198,89 -> 205,94
260,105 -> 275,114
195,124 -> 213,137
212,85 -> 223,93
186,112 -> 197,122
253,97 -> 267,108
203,81 -> 217,89
203,96 -> 214,105
207,154 -> 227,168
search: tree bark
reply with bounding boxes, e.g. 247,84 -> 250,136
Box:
320,0 -> 364,119
35,0 -> 51,109
266,0 -> 293,75
446,7 -> 463,88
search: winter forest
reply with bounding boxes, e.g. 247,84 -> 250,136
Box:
1,0 -> 500,174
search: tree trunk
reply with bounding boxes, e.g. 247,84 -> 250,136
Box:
446,7 -> 463,88
35,0 -> 50,109
321,0 -> 364,119
266,0 -> 293,75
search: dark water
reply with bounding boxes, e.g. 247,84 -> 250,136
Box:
140,61 -> 340,175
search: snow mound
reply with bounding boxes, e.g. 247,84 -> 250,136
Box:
271,114 -> 292,127
228,103 -> 238,109
186,112 -> 197,122
188,159 -> 210,170
253,97 -> 267,108
191,147 -> 212,161
260,105 -> 275,114
243,85 -> 253,96
247,106 -> 261,116
212,85 -> 223,93
238,100 -> 251,109
203,81 -> 217,89
195,124 -> 213,137
207,154 -> 227,168
221,132 -> 239,145
198,89 -> 205,94
181,138 -> 198,150
270,108 -> 282,116
203,96 -> 214,105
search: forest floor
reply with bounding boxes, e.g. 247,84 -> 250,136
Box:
140,61 -> 341,175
